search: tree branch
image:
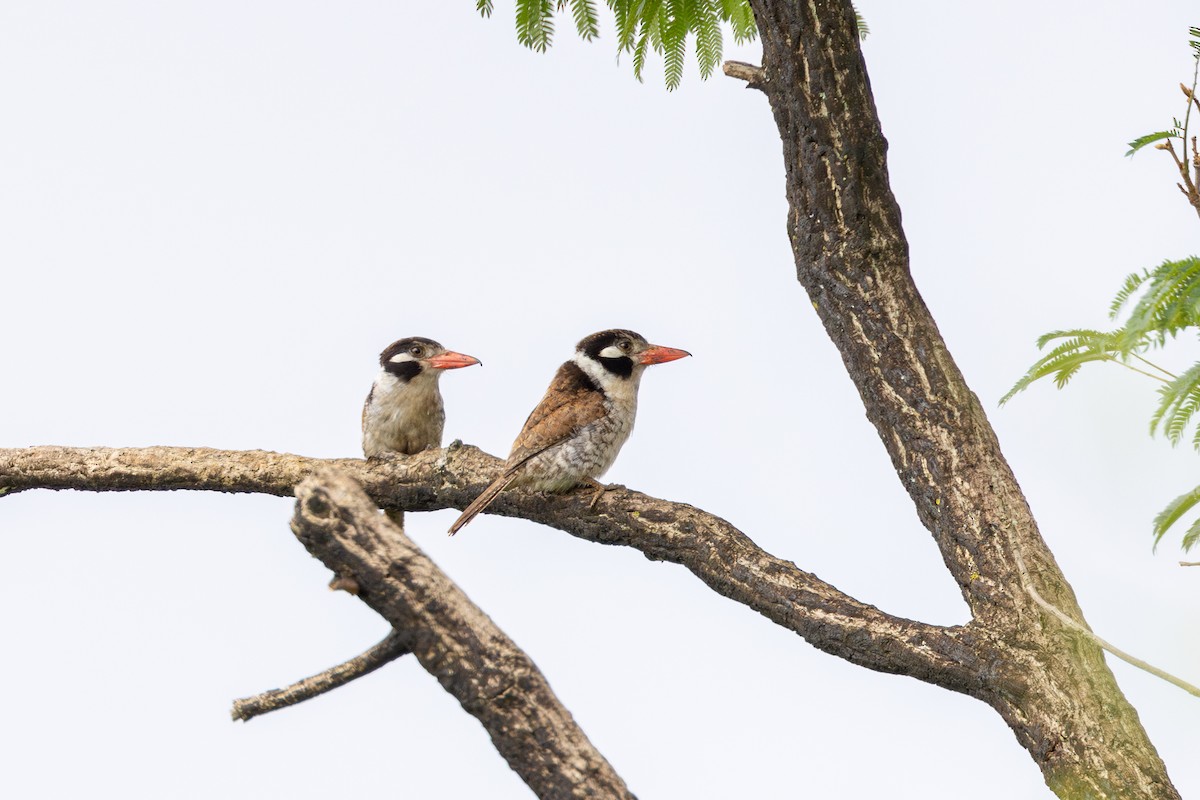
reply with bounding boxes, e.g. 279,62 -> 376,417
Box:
287,467 -> 634,800
231,629 -> 410,722
0,444 -> 981,693
722,60 -> 766,89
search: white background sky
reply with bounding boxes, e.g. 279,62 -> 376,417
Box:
2,2 -> 1197,797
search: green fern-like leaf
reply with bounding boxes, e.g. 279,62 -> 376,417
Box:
516,0 -> 556,52
855,12 -> 870,39
1182,517 -> 1200,551
1109,268 -> 1151,319
647,6 -> 664,51
483,0 -> 769,89
627,1 -> 665,84
693,0 -> 722,79
612,1 -> 631,48
1150,362 -> 1200,445
1120,257 -> 1200,347
1125,129 -> 1181,157
661,0 -> 689,90
1190,25 -> 1200,59
1000,329 -> 1127,405
1163,388 -> 1200,443
1152,484 -> 1200,550
632,23 -> 653,82
719,0 -> 756,44
564,0 -> 601,40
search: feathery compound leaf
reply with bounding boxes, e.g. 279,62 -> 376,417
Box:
693,0 -> 722,79
1183,517 -> 1200,552
1120,257 -> 1200,346
565,0 -> 601,40
719,0 -> 757,44
663,35 -> 685,89
855,11 -> 870,39
648,7 -> 663,51
632,25 -> 652,82
1152,484 -> 1200,550
661,0 -> 689,90
1125,129 -> 1181,157
1150,362 -> 1200,445
486,0 -> 767,87
1190,25 -> 1200,58
612,1 -> 632,49
626,0 -> 665,83
516,0 -> 555,52
1000,329 -> 1127,405
1109,268 -> 1152,319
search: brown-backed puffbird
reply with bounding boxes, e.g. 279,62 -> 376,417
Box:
448,329 -> 689,535
362,337 -> 481,458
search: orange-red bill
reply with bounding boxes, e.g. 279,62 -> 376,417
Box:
427,351 -> 482,370
638,345 -> 691,365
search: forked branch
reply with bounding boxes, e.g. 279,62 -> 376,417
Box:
286,467 -> 634,799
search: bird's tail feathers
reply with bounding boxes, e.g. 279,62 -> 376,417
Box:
448,474 -> 517,535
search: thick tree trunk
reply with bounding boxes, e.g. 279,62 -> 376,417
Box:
745,0 -> 1178,796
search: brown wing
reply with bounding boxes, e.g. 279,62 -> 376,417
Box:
448,360 -> 606,536
503,360 -> 607,472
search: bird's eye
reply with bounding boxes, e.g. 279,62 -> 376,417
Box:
617,340 -> 631,352
410,346 -> 424,357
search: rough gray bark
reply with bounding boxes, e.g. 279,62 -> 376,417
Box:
289,467 -> 635,800
742,0 -> 1179,796
231,629 -> 410,722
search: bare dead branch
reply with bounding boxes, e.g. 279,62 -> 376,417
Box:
0,444 -> 981,693
722,60 -> 766,88
289,467 -> 635,800
1180,560 -> 1200,567
1162,138 -> 1186,172
1162,135 -> 1200,216
328,574 -> 362,594
232,629 -> 410,722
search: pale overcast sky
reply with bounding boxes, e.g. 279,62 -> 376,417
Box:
1,2 -> 1197,798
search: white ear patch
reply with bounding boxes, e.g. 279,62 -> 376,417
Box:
599,345 -> 626,359
389,352 -> 415,363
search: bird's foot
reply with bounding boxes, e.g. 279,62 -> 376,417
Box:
584,478 -> 608,510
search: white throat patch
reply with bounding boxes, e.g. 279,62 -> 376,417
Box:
572,351 -> 643,408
